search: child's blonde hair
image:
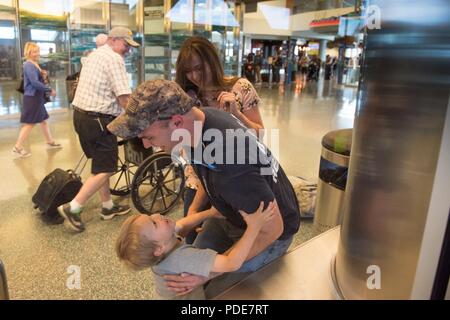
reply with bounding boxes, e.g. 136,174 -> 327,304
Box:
24,42 -> 39,59
116,215 -> 161,270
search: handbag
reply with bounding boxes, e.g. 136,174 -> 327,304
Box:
65,71 -> 80,104
41,70 -> 52,103
16,75 -> 24,94
17,73 -> 51,102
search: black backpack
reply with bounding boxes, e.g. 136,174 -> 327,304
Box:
32,156 -> 87,225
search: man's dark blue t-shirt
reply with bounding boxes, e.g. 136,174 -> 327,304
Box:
189,108 -> 300,240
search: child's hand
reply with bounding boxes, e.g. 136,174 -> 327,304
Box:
239,201 -> 275,231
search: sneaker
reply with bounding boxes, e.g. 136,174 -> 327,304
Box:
100,204 -> 131,220
47,142 -> 62,149
57,203 -> 85,232
12,146 -> 31,158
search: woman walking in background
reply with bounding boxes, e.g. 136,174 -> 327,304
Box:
13,42 -> 60,158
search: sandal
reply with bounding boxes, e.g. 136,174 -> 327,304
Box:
47,142 -> 62,149
12,147 -> 31,158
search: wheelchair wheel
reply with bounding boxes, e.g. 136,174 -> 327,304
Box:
110,140 -> 137,196
110,157 -> 137,196
131,152 -> 185,215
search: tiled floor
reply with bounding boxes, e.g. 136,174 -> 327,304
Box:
0,80 -> 356,299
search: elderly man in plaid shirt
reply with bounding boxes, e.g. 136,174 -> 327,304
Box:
58,27 -> 139,232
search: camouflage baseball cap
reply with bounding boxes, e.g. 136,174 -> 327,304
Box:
107,79 -> 195,139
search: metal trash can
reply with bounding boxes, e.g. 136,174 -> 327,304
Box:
313,128 -> 353,235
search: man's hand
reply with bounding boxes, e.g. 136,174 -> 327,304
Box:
163,273 -> 209,296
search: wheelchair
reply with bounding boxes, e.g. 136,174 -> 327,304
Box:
109,138 -> 185,215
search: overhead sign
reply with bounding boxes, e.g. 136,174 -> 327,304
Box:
309,16 -> 340,28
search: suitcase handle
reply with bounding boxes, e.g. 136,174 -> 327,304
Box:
73,154 -> 88,176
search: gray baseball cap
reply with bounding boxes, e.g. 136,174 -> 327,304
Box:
107,80 -> 195,139
108,27 -> 140,47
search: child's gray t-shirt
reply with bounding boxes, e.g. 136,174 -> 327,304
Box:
152,243 -> 217,299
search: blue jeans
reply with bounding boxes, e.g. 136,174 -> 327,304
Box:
193,218 -> 293,273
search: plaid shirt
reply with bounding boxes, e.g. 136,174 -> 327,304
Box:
72,44 -> 131,116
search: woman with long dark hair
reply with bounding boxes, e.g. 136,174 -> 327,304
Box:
176,37 -> 263,131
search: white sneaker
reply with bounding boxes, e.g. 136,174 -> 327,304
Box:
46,142 -> 62,149
12,147 -> 31,158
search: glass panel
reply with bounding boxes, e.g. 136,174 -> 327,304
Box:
194,0 -> 240,77
143,0 -> 241,81
0,0 -> 20,115
69,0 -> 108,74
169,0 -> 194,79
219,1 -> 241,76
18,0 -> 70,111
143,0 -> 170,80
111,0 -> 142,88
0,0 -> 241,116
192,0 -> 209,38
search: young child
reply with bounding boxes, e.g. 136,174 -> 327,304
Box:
116,201 -> 275,299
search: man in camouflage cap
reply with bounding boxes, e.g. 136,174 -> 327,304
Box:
108,79 -> 300,298
107,79 -> 195,142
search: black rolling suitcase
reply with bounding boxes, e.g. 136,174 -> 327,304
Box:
32,155 -> 87,225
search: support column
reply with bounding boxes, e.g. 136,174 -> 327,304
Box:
333,0 -> 450,299
319,39 -> 327,77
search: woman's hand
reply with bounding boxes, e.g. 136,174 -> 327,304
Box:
50,89 -> 56,97
217,91 -> 241,117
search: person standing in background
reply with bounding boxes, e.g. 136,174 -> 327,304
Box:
12,42 -> 59,158
244,53 -> 255,83
46,47 -> 56,77
272,53 -> 282,84
325,55 -> 332,80
95,33 -> 108,48
254,50 -> 262,84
